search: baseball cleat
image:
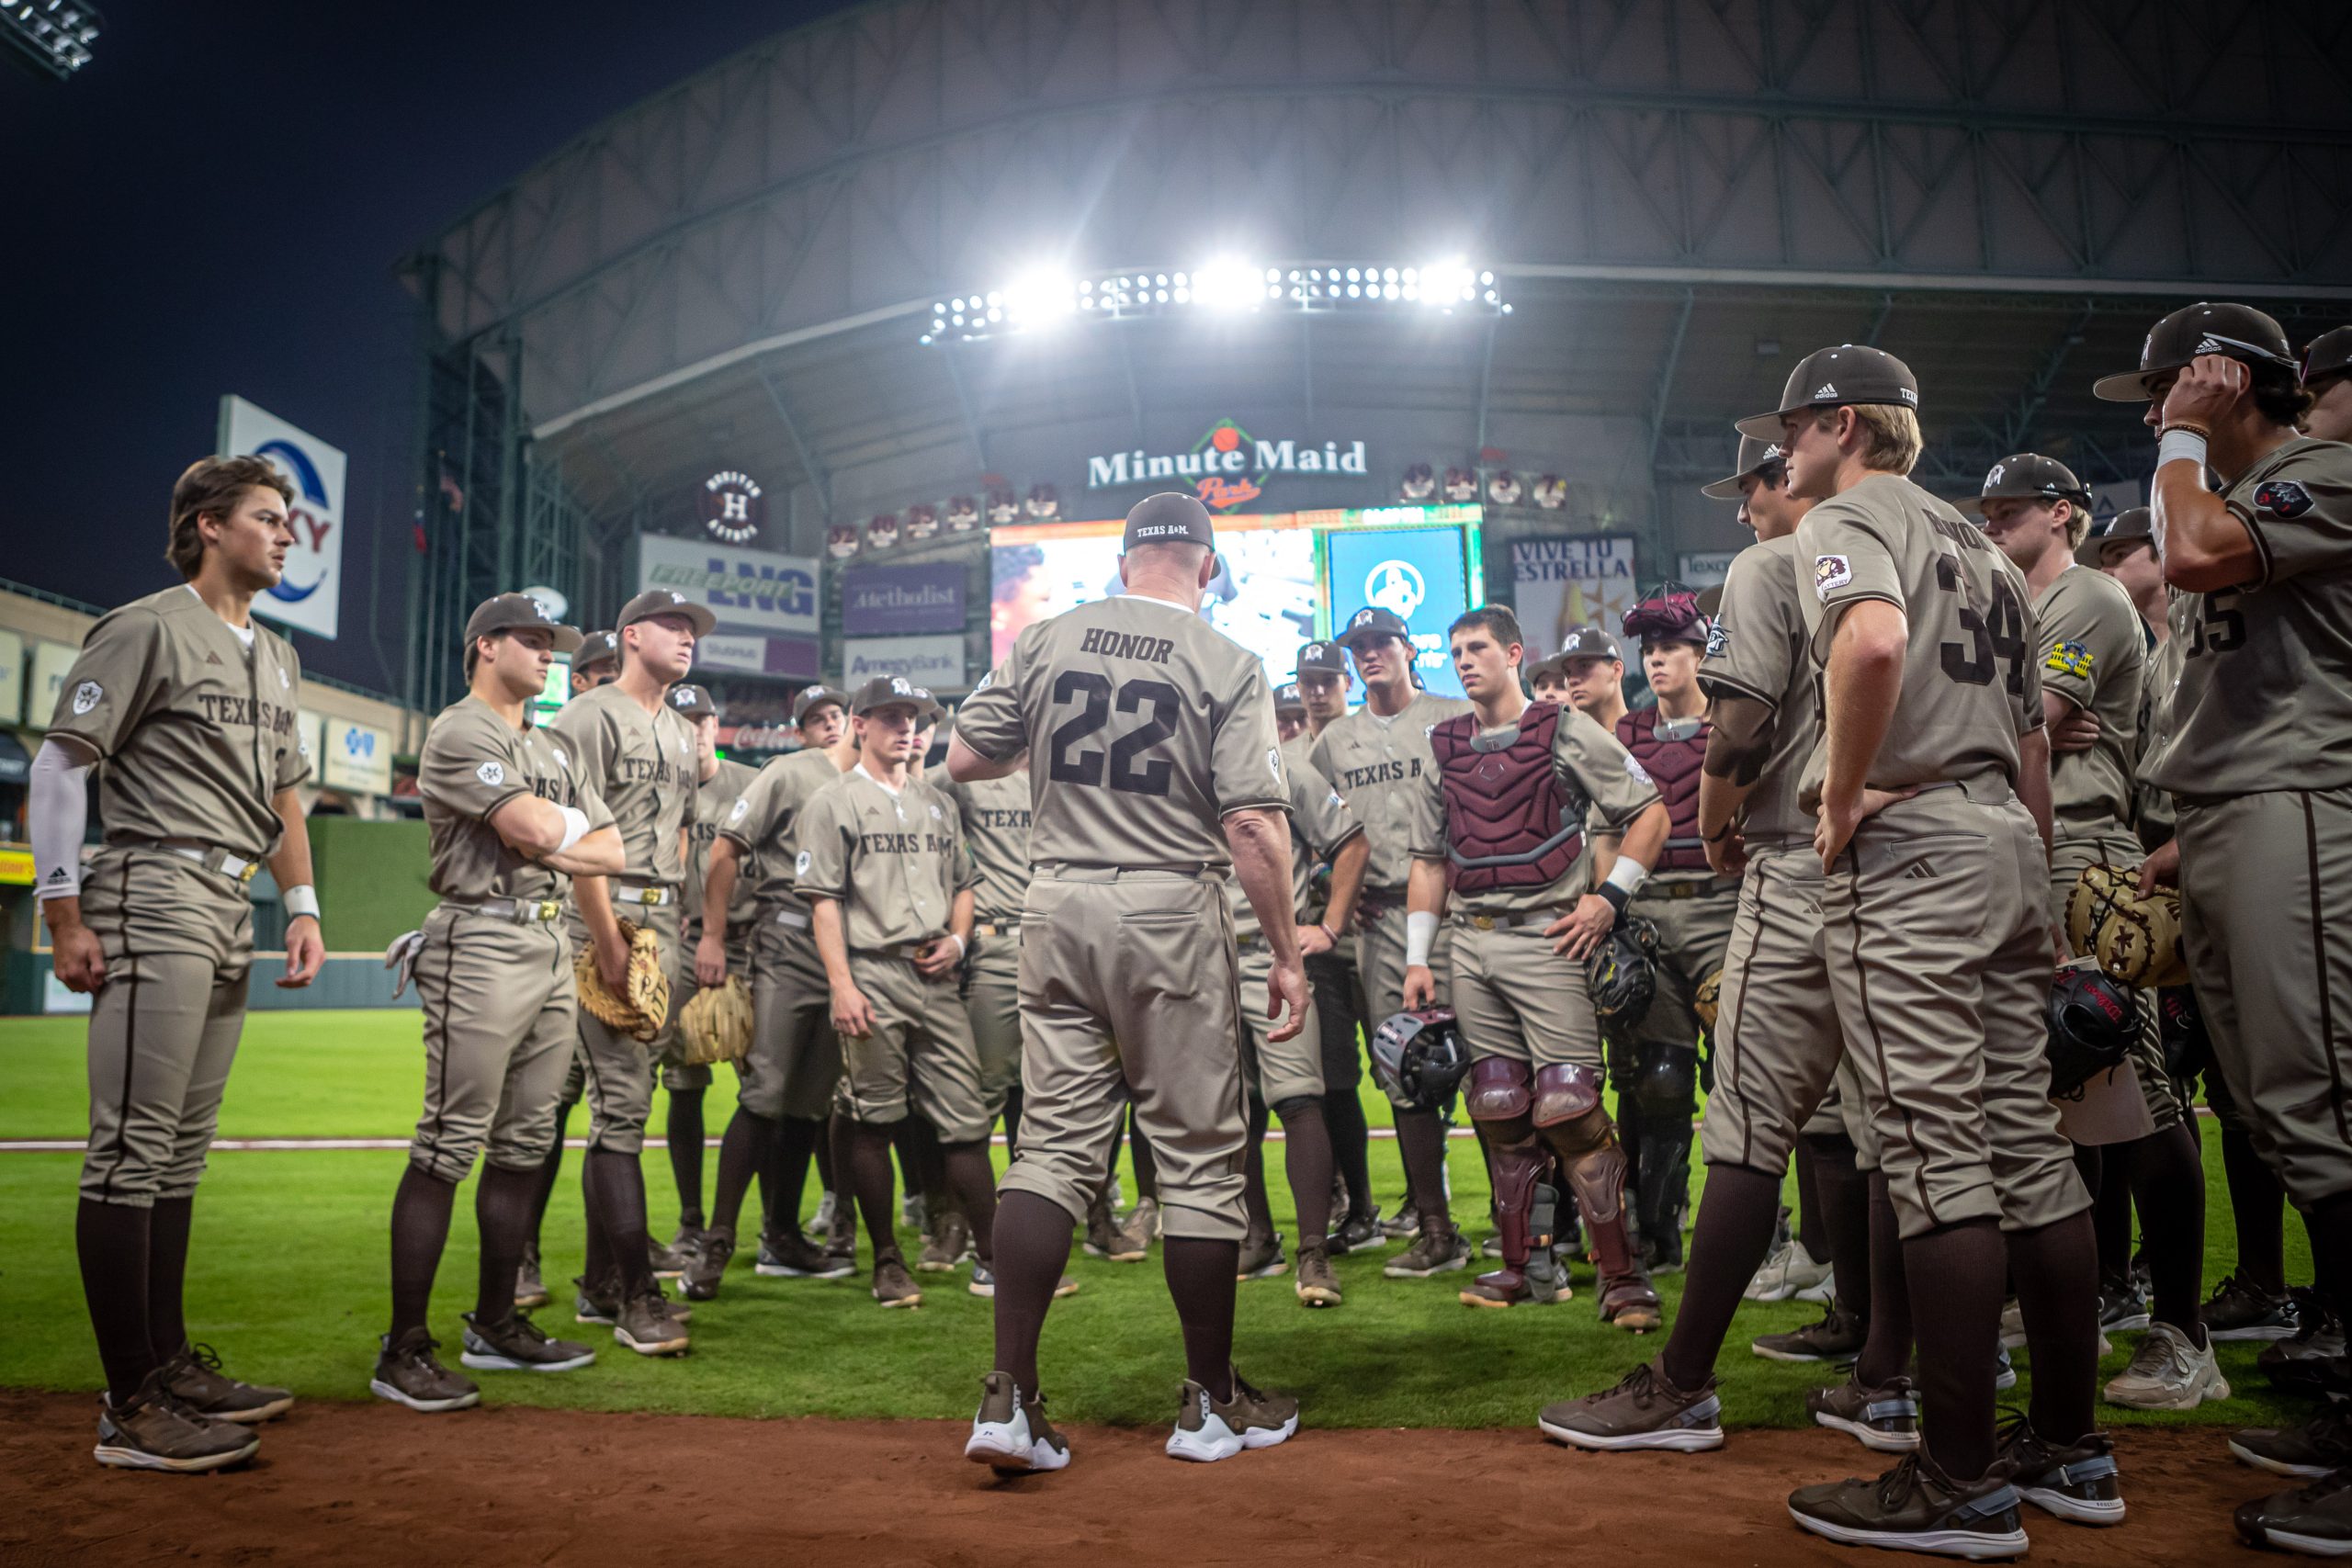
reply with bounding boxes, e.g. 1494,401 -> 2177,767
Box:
1994,1415 -> 2126,1526
1383,1224 -> 1469,1278
2261,1293 -> 2349,1398
966,1371 -> 1070,1474
920,1212 -> 973,1273
758,1228 -> 850,1279
2234,1409 -> 2352,1480
158,1342 -> 293,1424
572,1273 -> 621,1326
804,1190 -> 837,1244
1379,1202 -> 1421,1241
682,1227 -> 734,1299
370,1327 -> 481,1414
93,1370 -> 261,1472
2104,1320 -> 2229,1411
1537,1360 -> 1723,1452
1295,1245 -> 1343,1308
1597,1270 -> 1663,1333
614,1292 -> 691,1356
2237,1472 -> 2352,1557
873,1253 -> 923,1308
1806,1374 -> 1921,1454
1165,1369 -> 1298,1462
2207,1272 -> 2305,1342
1108,1197 -> 1159,1261
1747,1231 -> 1831,1303
1237,1230 -> 1289,1280
1786,1453 -> 2030,1560
1326,1206 -> 1385,1255
458,1310 -> 596,1372
1752,1306 -> 1867,1363
1080,1189 -> 1123,1258
647,1234 -> 689,1280
2097,1269 -> 2152,1335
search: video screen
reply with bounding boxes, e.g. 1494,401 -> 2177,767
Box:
1324,525 -> 1473,699
990,523 -> 1317,687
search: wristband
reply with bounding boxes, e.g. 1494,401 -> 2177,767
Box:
1404,909 -> 1438,967
1317,921 -> 1339,948
1604,857 -> 1649,899
946,932 -> 967,959
2156,427 -> 2208,473
555,805 -> 592,854
1597,882 -> 1631,918
283,885 -> 321,920
1703,820 -> 1735,844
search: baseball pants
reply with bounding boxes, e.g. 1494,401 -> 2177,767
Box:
962,925 -> 1023,1121
407,905 -> 578,1183
1623,877 -> 1740,1057
567,898 -> 682,1156
1238,940 -> 1324,1104
836,953 -> 994,1144
740,909 -> 843,1122
1448,917 -> 1605,1070
1358,900 -> 1453,1102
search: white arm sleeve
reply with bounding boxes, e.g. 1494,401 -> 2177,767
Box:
31,739 -> 93,901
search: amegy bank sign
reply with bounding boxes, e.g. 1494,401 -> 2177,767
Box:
1085,419 -> 1367,512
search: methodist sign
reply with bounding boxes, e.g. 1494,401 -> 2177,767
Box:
842,563 -> 965,635
220,395 -> 345,640
1085,419 -> 1368,512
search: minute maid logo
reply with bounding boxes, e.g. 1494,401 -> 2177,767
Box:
1364,560 -> 1426,620
1085,420 -> 1368,513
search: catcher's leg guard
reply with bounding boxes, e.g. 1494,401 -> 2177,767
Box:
1463,1059 -> 1558,1306
1464,1056 -> 1533,1122
1533,1066 -> 1660,1328
1632,1043 -> 1700,1269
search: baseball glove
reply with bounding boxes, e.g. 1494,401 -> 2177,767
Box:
575,918 -> 671,1044
678,975 -> 753,1067
2065,863 -> 2188,989
1585,914 -> 1661,1037
1692,967 -> 1724,1034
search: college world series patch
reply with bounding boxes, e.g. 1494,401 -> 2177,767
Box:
1813,555 -> 1853,599
2255,479 -> 2314,518
2045,640 -> 2094,679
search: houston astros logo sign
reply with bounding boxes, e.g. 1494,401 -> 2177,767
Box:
1365,559 -> 1426,620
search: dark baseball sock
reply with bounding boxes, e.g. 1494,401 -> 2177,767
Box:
989,1190 -> 1074,1394
943,1140 -> 998,1266
769,1114 -> 820,1234
1322,1086 -> 1374,1221
1127,1107 -> 1160,1201
829,1109 -> 859,1250
586,1149 -> 656,1296
846,1120 -> 902,1261
2222,1126 -> 2290,1295
706,1107 -> 776,1235
526,1100 -> 572,1249
1163,1235 -> 1239,1400
1852,1171 -> 1915,1389
665,1086 -> 707,1230
1240,1095 -> 1276,1240
891,1115 -> 930,1210
1394,1106 -> 1451,1229
1660,1162 -> 1782,1391
2120,1122 -> 2207,1340
77,1198 -> 155,1404
473,1162 -> 538,1325
1792,1141 -> 1827,1264
580,1151 -> 612,1288
2301,1190 -> 2352,1339
1805,1133 -> 1873,1323
910,1113 -> 950,1215
1904,1216 -> 2007,1483
2089,1145 -> 2135,1282
813,1107 -> 837,1195
389,1164 -> 458,1340
1276,1099 -> 1337,1248
145,1194 -> 195,1361
1001,1084 -> 1024,1157
2007,1211 -> 2101,1446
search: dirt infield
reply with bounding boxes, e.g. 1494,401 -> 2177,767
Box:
0,1390 -> 2281,1565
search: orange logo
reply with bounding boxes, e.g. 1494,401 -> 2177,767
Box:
1197,475 -> 1261,511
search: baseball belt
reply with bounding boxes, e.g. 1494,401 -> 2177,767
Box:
973,920 -> 1021,938
447,896 -> 566,926
612,883 -> 675,908
1637,875 -> 1742,900
852,940 -> 944,962
1451,908 -> 1571,931
130,838 -> 262,885
770,906 -> 810,931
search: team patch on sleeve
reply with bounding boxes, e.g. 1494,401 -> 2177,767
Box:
1624,755 -> 1654,785
1704,621 -> 1729,659
1812,555 -> 1853,600
477,761 -> 506,787
2254,479 -> 2314,518
2044,640 -> 2094,679
1268,746 -> 1283,782
71,681 -> 101,715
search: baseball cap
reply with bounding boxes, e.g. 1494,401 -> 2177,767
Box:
1956,453 -> 2092,515
1121,491 -> 1216,553
616,588 -> 718,637
2076,506 -> 2156,569
2304,325 -> 2352,386
1336,604 -> 1412,650
667,683 -> 718,722
1273,682 -> 1306,715
571,629 -> 618,673
462,592 -> 582,656
910,686 -> 947,725
1523,651 -> 1570,688
1700,434 -> 1789,500
849,674 -> 928,717
1557,625 -> 1623,663
1736,344 -> 1921,441
1295,639 -> 1349,679
2092,302 -> 2299,401
791,682 -> 849,726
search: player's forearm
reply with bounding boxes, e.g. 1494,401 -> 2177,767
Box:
947,735 -> 1016,784
1698,694 -> 1773,840
1405,855 -> 1448,922
1697,773 -> 1754,846
543,825 -> 623,877
949,887 -> 976,945
2154,463 -> 2257,592
702,840 -> 741,934
1322,835 -> 1370,931
2040,691 -> 2079,731
2017,728 -> 2056,858
1611,800 -> 1670,874
572,873 -> 622,943
266,787 -> 315,891
809,897 -> 855,988
40,894 -> 86,938
1225,807 -> 1301,964
1820,606 -> 1905,808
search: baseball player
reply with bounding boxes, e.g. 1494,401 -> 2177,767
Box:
1543,432 -> 1923,1455
956,492 -> 1306,1472
651,683 -> 759,1258
2305,325 -> 2352,444
1524,652 -> 1571,705
1272,682 -> 1308,744
800,677 -> 998,1309
1401,605 -> 1669,1323
2094,304 -> 2352,1553
938,747 -> 1037,1250
1294,638 -> 1351,739
680,682 -> 854,1297
372,594 -> 620,1414
33,456 -> 325,1472
1309,605 -> 1472,1273
1555,625 -> 1630,732
547,589 -> 708,1355
570,631 -> 618,694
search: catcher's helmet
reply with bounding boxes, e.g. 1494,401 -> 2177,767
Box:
1369,1009 -> 1471,1112
2046,968 -> 2137,1099
1585,914 -> 1661,1029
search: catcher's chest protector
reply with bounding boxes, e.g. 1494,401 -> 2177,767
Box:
1617,707 -> 1711,872
1430,702 -> 1584,893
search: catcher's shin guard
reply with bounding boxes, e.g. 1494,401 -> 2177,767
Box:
1532,1067 -> 1637,1282
1478,1127 -> 1549,1270
1634,1113 -> 1693,1269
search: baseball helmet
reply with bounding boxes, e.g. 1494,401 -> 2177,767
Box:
1585,914 -> 1662,1031
1623,581 -> 1709,649
1368,1009 -> 1472,1112
2093,302 -> 2299,402
2045,968 -> 2137,1100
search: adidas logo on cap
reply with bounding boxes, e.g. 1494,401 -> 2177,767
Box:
1814,382 -> 1838,399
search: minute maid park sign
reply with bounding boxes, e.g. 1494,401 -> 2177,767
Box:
1086,419 -> 1367,512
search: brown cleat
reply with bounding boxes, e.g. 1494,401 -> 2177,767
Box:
873,1252 -> 923,1308
1598,1270 -> 1663,1332
1295,1244 -> 1342,1308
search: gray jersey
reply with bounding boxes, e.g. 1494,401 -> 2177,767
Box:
2033,564 -> 2144,834
1699,534 -> 1819,841
46,585 -> 309,859
419,695 -> 612,902
1794,473 -> 2044,803
796,767 -> 978,949
955,593 -> 1288,869
547,682 -> 695,886
2146,436 -> 2352,796
2135,626 -> 2184,841
940,771 -> 1032,924
718,746 -> 847,910
1230,748 -> 1362,941
685,757 -> 760,938
1309,691 -> 1474,892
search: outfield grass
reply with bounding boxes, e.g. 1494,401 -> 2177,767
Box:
0,1010 -> 2312,1432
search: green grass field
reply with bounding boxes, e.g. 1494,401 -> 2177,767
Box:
0,1010 -> 2311,1431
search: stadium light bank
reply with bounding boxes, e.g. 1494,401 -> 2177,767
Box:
922,260 -> 1510,344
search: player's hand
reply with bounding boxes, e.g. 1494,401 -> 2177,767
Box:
2137,838 -> 2182,893
1402,964 -> 1436,1011
277,915 -> 325,988
2052,920 -> 2073,968
1295,921 -> 1333,959
914,936 -> 963,978
695,929 -> 727,987
1547,895 -> 1616,961
594,927 -> 630,994
831,984 -> 875,1040
1265,957 -> 1309,1043
2050,708 -> 2102,754
2162,354 -> 2251,430
50,921 -> 107,993
1815,786 -> 1917,872
1703,825 -> 1747,877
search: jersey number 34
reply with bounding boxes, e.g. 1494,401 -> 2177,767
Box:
1935,558 -> 2029,695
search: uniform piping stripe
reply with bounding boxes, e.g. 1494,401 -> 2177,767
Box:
2302,794 -> 2349,1144
1841,851 -> 1939,1231
98,857 -> 137,1202
1718,861 -> 1774,1170
418,931 -> 458,1160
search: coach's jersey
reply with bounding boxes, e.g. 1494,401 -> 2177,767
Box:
1794,473 -> 2044,805
684,757 -> 760,936
1231,746 -> 1362,941
2135,625 -> 2185,840
1409,705 -> 1660,916
2146,437 -> 2352,796
1310,691 -> 1473,891
719,745 -> 847,911
419,695 -> 613,902
46,585 -> 309,862
939,771 -> 1032,923
2033,565 -> 2145,834
796,767 -> 978,949
1699,534 -> 1819,841
956,593 -> 1287,870
548,682 -> 695,886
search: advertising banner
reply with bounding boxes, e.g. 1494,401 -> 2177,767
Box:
220,395 -> 345,641
322,718 -> 392,795
637,535 -> 820,639
28,639 -> 77,727
1509,536 -> 1641,659
842,563 -> 966,636
694,634 -> 820,681
1324,526 -> 1473,699
842,635 -> 966,688
0,627 -> 21,725
1678,551 -> 1740,589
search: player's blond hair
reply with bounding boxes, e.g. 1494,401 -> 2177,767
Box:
168,456 -> 296,579
1811,403 -> 1924,477
2057,500 -> 2092,550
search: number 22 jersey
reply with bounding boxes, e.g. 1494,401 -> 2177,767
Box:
1792,471 -> 2045,807
955,593 -> 1289,869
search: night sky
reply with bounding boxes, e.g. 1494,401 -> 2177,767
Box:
4,0 -> 843,694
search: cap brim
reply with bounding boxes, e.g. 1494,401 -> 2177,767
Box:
550,625 -> 584,654
1732,410 -> 1789,442
1699,473 -> 1748,500
2091,368 -> 2160,402
626,603 -> 719,637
